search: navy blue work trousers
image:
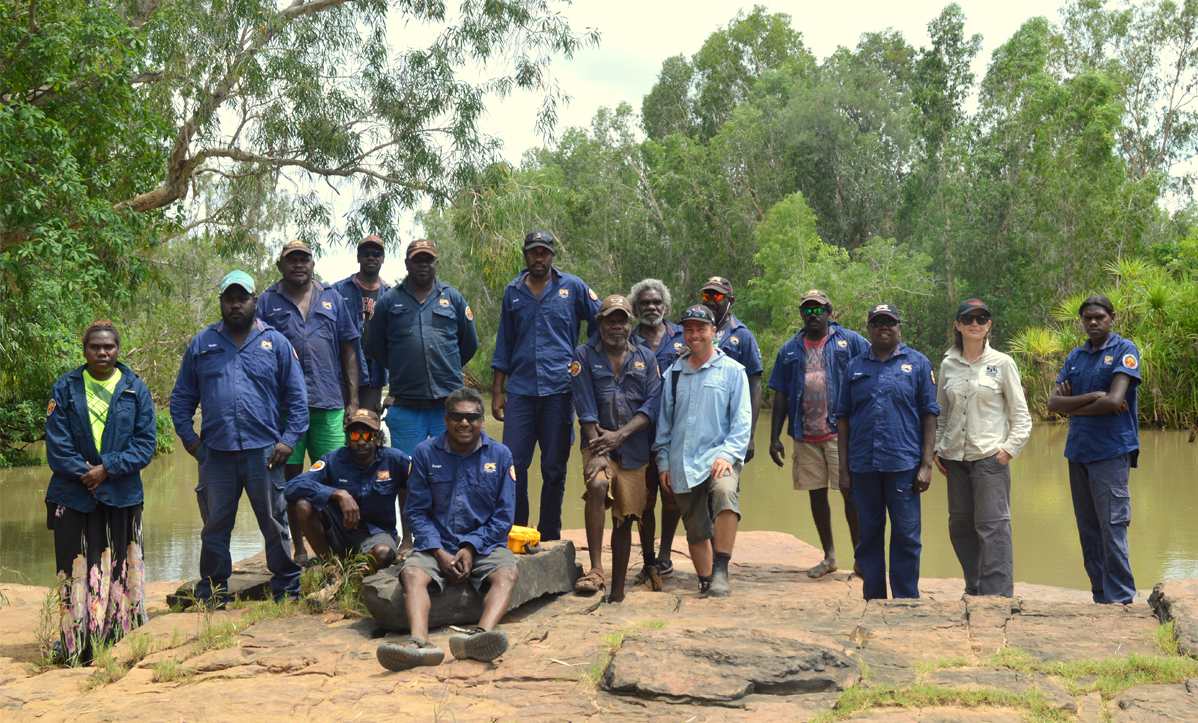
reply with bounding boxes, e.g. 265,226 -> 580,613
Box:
1068,454 -> 1136,604
194,444 -> 301,603
503,392 -> 573,540
852,467 -> 922,600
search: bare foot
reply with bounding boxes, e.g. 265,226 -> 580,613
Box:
807,558 -> 838,578
293,544 -> 310,566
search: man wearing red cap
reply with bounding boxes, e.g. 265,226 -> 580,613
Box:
334,236 -> 392,415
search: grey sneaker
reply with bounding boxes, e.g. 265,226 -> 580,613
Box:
377,638 -> 445,671
448,629 -> 510,662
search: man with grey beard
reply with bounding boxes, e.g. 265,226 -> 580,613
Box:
629,279 -> 685,588
570,295 -> 662,602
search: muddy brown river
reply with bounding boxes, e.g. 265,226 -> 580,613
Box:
2,415 -> 1195,592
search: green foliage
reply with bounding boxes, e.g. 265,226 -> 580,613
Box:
154,411 -> 175,459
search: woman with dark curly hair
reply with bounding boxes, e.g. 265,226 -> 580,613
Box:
44,320 -> 157,664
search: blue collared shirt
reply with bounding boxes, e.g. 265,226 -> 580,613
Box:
631,320 -> 687,377
406,431 -> 516,556
835,343 -> 940,474
45,363 -> 157,513
332,274 -> 391,389
170,320 -> 309,452
714,314 -> 763,376
571,338 -> 662,469
492,268 -> 601,396
256,279 -> 360,410
366,279 -> 479,403
653,348 -> 752,493
284,446 -> 410,539
767,322 -> 870,438
1055,332 -> 1141,464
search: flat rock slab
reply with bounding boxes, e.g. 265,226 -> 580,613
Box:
922,667 -> 1076,712
167,552 -> 272,608
1148,579 -> 1198,657
363,540 -> 581,631
1111,678 -> 1198,722
603,627 -> 859,704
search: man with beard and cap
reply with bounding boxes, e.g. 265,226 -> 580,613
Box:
768,290 -> 868,579
257,240 -> 361,564
699,276 -> 763,464
491,230 -> 600,540
835,303 -> 939,601
333,235 -> 392,415
628,278 -> 685,587
570,295 -> 662,603
285,409 -> 409,572
171,271 -> 308,605
653,305 -> 752,598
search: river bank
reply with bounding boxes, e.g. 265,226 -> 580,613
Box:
1,531 -> 1196,722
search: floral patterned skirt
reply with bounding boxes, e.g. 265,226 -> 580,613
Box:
52,502 -> 147,665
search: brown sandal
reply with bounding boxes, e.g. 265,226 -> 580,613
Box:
574,568 -> 605,594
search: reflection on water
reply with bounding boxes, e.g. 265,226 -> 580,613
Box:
2,416 -> 1195,592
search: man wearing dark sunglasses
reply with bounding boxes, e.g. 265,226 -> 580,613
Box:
334,235 -> 392,416
699,276 -> 763,464
767,290 -> 868,580
834,303 -> 939,601
285,409 -> 409,572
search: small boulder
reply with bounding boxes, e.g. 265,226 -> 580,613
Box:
1148,579 -> 1198,657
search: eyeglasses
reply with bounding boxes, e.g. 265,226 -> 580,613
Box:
958,314 -> 991,325
801,306 -> 826,317
868,317 -> 899,328
359,249 -> 383,258
447,411 -> 484,423
347,431 -> 376,441
701,291 -> 725,302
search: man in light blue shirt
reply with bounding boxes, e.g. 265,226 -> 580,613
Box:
653,305 -> 751,598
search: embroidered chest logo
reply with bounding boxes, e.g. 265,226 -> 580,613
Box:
260,340 -> 273,349
439,298 -> 450,307
985,366 -> 998,378
484,462 -> 497,472
465,306 -> 474,321
1123,354 -> 1138,369
588,287 -> 599,301
1104,355 -> 1114,364
901,364 -> 912,373
634,361 -> 646,369
558,288 -> 570,298
322,301 -> 333,309
309,461 -> 326,472
673,343 -> 684,354
569,361 -> 581,377
837,340 -> 848,348
377,470 -> 391,481
729,336 -> 740,345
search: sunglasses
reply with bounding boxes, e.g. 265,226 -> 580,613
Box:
801,306 -> 827,317
868,317 -> 899,328
359,249 -> 384,258
447,411 -> 484,423
701,291 -> 725,302
347,431 -> 376,442
958,314 -> 991,325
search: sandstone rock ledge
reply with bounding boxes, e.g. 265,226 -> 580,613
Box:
0,531 -> 1194,723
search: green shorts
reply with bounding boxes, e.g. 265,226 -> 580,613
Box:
284,407 -> 344,466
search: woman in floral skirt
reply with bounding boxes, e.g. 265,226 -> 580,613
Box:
44,320 -> 157,664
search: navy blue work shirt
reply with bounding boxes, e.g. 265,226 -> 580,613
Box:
332,274 -> 391,389
768,322 -> 870,439
45,363 -> 157,513
492,268 -> 601,397
834,343 -> 940,474
256,279 -> 360,410
570,337 -> 662,468
631,320 -> 686,377
713,314 -> 764,376
1055,332 -> 1141,465
170,319 -> 309,452
406,431 -> 515,556
365,279 -> 479,404
284,446 -> 410,539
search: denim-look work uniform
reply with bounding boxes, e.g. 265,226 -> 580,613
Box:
402,431 -> 517,595
1055,332 -> 1141,604
366,278 -> 478,454
492,268 -> 600,539
713,314 -> 763,377
768,321 -> 869,439
333,274 -> 392,389
171,319 -> 308,602
631,320 -> 686,509
835,343 -> 939,600
284,446 -> 410,555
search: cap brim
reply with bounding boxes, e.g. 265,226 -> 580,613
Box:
869,312 -> 900,321
358,240 -> 384,250
221,282 -> 254,294
524,242 -> 554,252
407,249 -> 438,259
344,420 -> 381,431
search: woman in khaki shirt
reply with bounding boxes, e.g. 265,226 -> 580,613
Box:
934,300 -> 1032,597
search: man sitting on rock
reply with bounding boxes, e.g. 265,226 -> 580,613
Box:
376,388 -> 520,671
284,409 -> 408,571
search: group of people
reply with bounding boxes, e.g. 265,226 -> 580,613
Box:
42,228 -> 1143,669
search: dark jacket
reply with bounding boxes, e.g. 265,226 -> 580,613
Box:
45,362 -> 157,513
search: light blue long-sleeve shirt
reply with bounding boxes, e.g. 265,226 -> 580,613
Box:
653,348 -> 752,494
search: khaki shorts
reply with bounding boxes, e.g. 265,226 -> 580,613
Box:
793,438 -> 839,491
581,448 -> 648,525
675,464 -> 741,544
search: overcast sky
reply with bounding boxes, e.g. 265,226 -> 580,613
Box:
315,0 -> 1064,283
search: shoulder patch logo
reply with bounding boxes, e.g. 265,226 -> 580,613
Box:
377,470 -> 390,481
837,339 -> 848,348
588,287 -> 599,301
465,305 -> 473,321
439,298 -> 450,307
322,301 -> 333,309
310,460 -> 326,472
1123,354 -> 1138,370
569,360 -> 581,377
931,370 -> 936,385
510,465 -> 517,481
46,399 -> 56,417
292,348 -> 299,360
901,364 -> 913,373
558,288 -> 570,298
260,340 -> 273,349
484,462 -> 497,472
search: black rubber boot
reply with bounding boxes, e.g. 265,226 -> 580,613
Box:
709,552 -> 731,597
697,574 -> 713,597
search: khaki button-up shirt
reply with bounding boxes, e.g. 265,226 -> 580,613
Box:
934,343 -> 1032,462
